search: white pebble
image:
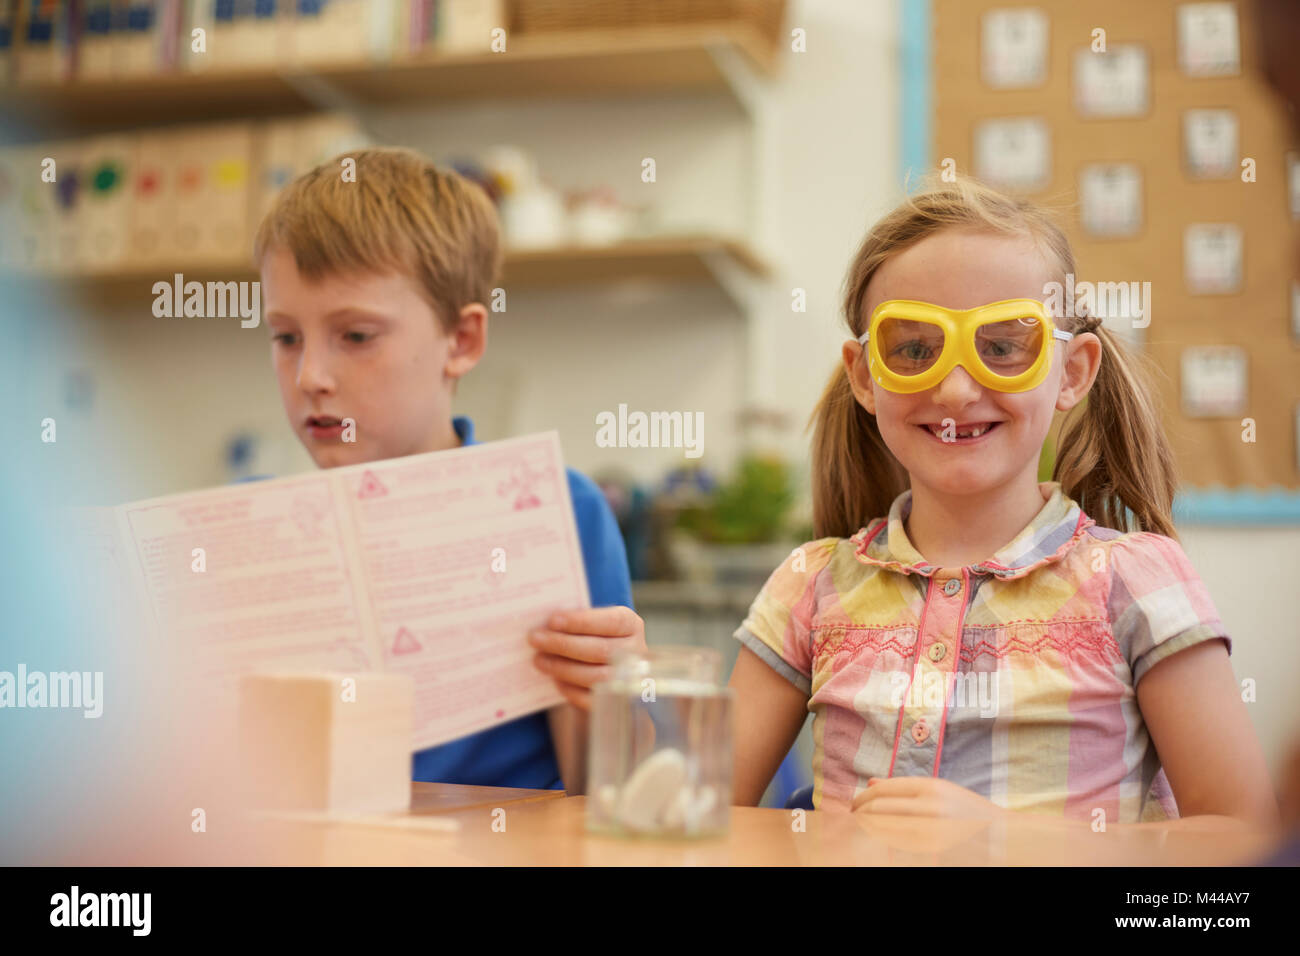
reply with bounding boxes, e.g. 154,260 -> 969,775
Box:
617,748 -> 687,831
661,784 -> 694,828
595,784 -> 619,818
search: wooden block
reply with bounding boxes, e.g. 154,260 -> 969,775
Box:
437,0 -> 503,52
77,134 -> 134,271
238,672 -> 414,814
166,126 -> 207,261
12,145 -> 57,272
127,129 -> 175,271
251,113 -> 368,230
198,122 -> 255,262
47,138 -> 84,275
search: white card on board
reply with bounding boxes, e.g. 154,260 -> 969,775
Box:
1074,45 -> 1149,118
1291,281 -> 1300,344
1079,163 -> 1143,238
1183,109 -> 1238,179
974,117 -> 1051,190
1181,346 -> 1248,417
1177,2 -> 1241,77
1183,223 -> 1243,294
1289,152 -> 1300,220
981,8 -> 1049,89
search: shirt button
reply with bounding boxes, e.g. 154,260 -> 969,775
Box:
943,578 -> 961,596
928,642 -> 946,662
911,720 -> 930,744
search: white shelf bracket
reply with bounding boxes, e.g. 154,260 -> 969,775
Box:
700,248 -> 760,313
705,41 -> 766,120
281,71 -> 365,115
707,40 -> 783,410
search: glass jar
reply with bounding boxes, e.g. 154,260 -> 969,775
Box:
586,645 -> 732,839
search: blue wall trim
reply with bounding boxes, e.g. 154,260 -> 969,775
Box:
1174,488 -> 1300,525
899,0 -> 931,190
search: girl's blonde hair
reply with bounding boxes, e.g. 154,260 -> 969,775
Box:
812,175 -> 1178,540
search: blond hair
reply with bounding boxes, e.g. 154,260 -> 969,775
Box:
253,146 -> 503,330
812,175 -> 1178,539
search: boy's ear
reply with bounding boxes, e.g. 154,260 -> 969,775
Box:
842,341 -> 877,415
444,303 -> 488,380
1056,331 -> 1102,412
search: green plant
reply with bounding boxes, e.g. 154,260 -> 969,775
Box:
676,454 -> 794,544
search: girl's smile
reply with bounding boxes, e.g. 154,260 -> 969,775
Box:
916,419 -> 1004,443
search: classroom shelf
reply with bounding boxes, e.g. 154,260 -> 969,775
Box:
505,236 -> 770,286
0,24 -> 781,134
1,235 -> 770,300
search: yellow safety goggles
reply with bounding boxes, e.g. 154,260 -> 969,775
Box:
857,298 -> 1073,394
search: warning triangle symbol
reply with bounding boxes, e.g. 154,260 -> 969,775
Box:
392,627 -> 421,655
357,470 -> 388,499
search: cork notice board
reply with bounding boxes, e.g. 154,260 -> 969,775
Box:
932,0 -> 1300,491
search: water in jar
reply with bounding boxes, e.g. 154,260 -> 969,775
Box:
587,665 -> 733,839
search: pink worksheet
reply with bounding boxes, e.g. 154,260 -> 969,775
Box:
100,433 -> 587,750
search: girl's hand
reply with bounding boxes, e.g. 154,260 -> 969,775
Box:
852,776 -> 1011,820
528,606 -> 646,711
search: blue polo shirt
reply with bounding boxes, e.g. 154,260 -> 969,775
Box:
410,416 -> 633,789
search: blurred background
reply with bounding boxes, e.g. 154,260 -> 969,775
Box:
1,0 -> 1297,814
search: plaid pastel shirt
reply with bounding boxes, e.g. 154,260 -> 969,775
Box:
735,481 -> 1230,822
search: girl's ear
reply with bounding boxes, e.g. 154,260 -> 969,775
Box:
1056,331 -> 1102,412
842,341 -> 877,414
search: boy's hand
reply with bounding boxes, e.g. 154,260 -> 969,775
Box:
528,606 -> 646,712
851,776 -> 1011,820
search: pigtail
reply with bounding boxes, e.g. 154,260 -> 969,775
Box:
810,363 -> 909,539
1054,318 -> 1179,539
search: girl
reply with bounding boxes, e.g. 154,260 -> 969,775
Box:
730,177 -> 1277,827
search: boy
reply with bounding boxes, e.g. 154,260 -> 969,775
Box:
254,147 -> 646,792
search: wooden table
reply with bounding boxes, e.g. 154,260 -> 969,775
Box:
231,783 -> 1282,866
408,781 -> 566,815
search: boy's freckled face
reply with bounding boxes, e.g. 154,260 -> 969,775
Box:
855,228 -> 1064,498
261,246 -> 455,469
